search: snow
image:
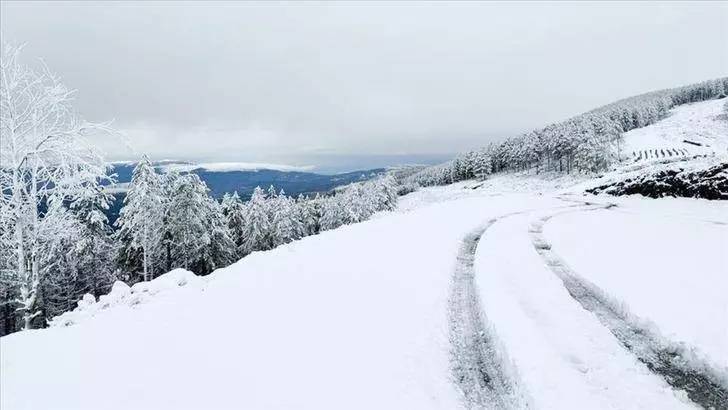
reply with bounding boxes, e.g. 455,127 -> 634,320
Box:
2,193 -> 516,410
48,269 -> 205,328
4,179 -> 722,408
622,98 -> 728,160
475,207 -> 694,409
4,105 -> 728,408
543,198 -> 728,370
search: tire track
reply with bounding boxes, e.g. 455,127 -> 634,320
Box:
530,205 -> 728,409
448,213 -> 529,410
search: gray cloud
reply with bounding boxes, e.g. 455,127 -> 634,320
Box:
2,1 -> 726,169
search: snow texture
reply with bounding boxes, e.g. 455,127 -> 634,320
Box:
622,98 -> 728,161
544,199 -> 728,373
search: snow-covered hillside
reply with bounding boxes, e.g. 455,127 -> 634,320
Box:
622,98 -> 728,161
3,98 -> 728,409
3,174 -> 727,409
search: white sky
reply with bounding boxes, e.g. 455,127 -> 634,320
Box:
1,1 -> 726,169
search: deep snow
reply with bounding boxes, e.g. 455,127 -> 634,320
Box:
544,198 -> 728,370
4,180 -> 725,409
3,100 -> 728,409
2,193 -> 548,410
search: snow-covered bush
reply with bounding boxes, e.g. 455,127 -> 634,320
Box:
49,269 -> 201,328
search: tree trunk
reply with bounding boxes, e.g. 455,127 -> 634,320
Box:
143,225 -> 149,282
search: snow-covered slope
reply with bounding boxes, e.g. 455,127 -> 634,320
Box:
544,198 -> 728,368
3,103 -> 728,409
622,98 -> 728,161
3,178 -> 726,409
0,191 -> 538,410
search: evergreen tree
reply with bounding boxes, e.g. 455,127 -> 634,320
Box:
221,191 -> 247,256
115,156 -> 165,282
296,194 -> 320,236
165,173 -> 235,274
320,196 -> 346,231
241,187 -> 272,255
271,192 -> 300,246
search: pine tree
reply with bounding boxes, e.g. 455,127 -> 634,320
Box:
221,192 -> 247,256
296,194 -> 320,236
320,196 -> 345,231
271,192 -> 299,246
241,187 -> 272,254
164,173 -> 235,274
69,187 -> 117,296
115,156 -> 165,282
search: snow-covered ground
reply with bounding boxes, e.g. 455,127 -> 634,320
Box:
3,102 -> 727,409
544,198 -> 728,369
0,191 -> 547,410
622,98 -> 728,161
4,177 -> 725,409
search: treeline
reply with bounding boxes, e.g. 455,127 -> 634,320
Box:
0,42 -> 402,336
0,156 -> 399,335
407,77 -> 728,187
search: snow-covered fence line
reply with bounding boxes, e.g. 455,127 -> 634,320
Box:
631,148 -> 690,162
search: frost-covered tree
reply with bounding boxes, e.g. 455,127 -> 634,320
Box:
38,190 -> 117,322
320,196 -> 346,231
221,191 -> 247,255
342,184 -> 374,224
374,175 -> 399,211
296,194 -> 320,236
0,43 -> 113,329
115,157 -> 164,282
63,187 -> 117,296
271,191 -> 301,246
407,76 -> 727,183
241,186 -> 272,254
164,173 -> 235,274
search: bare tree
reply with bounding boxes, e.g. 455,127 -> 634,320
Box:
0,43 -> 112,329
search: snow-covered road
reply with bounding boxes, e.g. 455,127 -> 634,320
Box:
474,206 -> 696,409
2,181 -> 726,409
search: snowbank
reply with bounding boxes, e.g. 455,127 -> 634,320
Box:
49,269 -> 203,328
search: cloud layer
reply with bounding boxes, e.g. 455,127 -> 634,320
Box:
2,1 -> 726,168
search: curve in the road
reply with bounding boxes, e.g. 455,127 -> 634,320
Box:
530,206 -> 728,410
448,214 -> 530,410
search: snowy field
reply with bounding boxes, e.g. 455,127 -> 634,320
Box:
3,176 -> 726,408
622,98 -> 728,160
3,101 -> 728,409
544,198 -> 728,368
0,190 -> 550,410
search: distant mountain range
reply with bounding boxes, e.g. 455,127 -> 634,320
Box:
104,161 -> 387,225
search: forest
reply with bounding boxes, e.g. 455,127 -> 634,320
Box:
406,77 -> 728,187
2,37 -> 725,336
0,43 -> 399,335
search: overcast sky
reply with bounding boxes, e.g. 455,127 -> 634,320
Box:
2,1 -> 727,170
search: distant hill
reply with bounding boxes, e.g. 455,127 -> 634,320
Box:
105,161 -> 386,225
